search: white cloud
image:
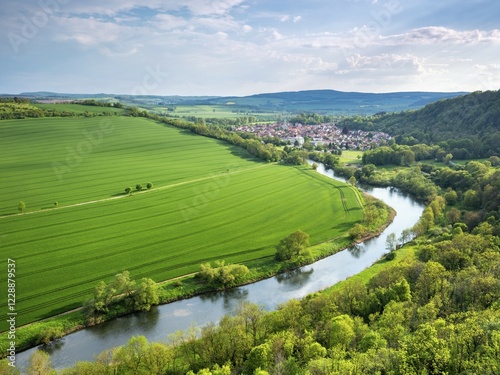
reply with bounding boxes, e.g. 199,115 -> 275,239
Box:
336,53 -> 424,77
384,26 -> 500,46
279,14 -> 302,23
178,0 -> 246,16
151,13 -> 188,31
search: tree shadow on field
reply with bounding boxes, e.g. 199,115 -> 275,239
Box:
111,191 -> 133,197
334,222 -> 356,232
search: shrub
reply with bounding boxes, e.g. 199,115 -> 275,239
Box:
385,252 -> 396,261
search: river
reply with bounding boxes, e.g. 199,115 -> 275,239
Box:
16,162 -> 424,371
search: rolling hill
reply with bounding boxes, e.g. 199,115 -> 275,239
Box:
2,89 -> 466,116
340,89 -> 500,158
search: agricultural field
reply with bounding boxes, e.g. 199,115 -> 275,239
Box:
157,104 -> 277,121
339,150 -> 363,165
0,116 -> 362,329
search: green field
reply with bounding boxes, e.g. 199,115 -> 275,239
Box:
339,150 -> 363,165
0,116 -> 362,329
158,104 -> 277,121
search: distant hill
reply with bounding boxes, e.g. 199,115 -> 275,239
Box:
195,89 -> 466,115
0,92 -> 219,107
1,90 -> 466,115
339,90 -> 500,158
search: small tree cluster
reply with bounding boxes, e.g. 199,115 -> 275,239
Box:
124,182 -> 152,195
275,230 -> 310,261
88,271 -> 159,317
196,260 -> 250,288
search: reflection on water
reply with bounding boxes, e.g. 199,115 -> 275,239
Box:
348,244 -> 366,258
17,160 -> 425,371
275,267 -> 314,286
199,287 -> 249,309
39,339 -> 65,357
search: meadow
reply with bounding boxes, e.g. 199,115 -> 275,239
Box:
0,116 -> 362,329
157,104 -> 277,121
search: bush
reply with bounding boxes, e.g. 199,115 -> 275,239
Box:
196,260 -> 250,288
36,324 -> 64,345
146,182 -> 153,190
275,231 -> 310,261
136,184 -> 143,191
385,252 -> 396,261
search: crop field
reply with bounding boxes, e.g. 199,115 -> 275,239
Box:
339,150 -> 363,165
0,116 -> 362,329
159,104 -> 277,121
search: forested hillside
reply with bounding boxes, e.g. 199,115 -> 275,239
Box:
339,90 -> 500,159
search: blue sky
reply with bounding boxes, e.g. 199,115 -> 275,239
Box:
1,0 -> 499,96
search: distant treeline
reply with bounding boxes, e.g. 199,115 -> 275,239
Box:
287,112 -> 337,125
76,99 -> 125,108
338,90 -> 500,159
0,101 -> 76,120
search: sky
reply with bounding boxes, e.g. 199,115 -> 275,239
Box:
1,0 -> 499,96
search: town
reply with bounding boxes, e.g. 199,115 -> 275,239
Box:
233,122 -> 392,151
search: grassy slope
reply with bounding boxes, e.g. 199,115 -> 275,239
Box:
0,117 -> 362,329
0,117 -> 256,214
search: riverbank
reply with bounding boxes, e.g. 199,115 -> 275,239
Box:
4,194 -> 394,358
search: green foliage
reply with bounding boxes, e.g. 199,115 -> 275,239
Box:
196,261 -> 250,288
275,230 -> 310,261
444,189 -> 458,205
133,278 -> 159,311
36,324 -> 64,345
146,182 -> 153,190
349,223 -> 366,240
385,251 -> 396,261
87,271 -> 160,318
135,183 -> 143,191
124,187 -> 132,195
17,200 -> 25,213
26,350 -> 55,375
